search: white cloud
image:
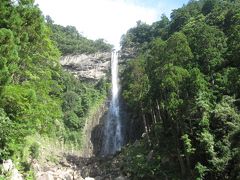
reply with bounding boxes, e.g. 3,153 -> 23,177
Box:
35,0 -> 158,48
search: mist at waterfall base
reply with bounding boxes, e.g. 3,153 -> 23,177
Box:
101,51 -> 123,156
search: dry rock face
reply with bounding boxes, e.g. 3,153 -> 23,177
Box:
60,52 -> 111,81
1,159 -> 23,180
66,154 -> 128,180
118,47 -> 137,61
80,102 -> 108,157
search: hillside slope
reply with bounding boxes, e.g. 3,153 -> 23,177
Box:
0,1 -> 111,179
120,0 -> 240,179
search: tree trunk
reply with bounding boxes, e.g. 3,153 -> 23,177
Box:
156,100 -> 167,131
151,107 -> 157,124
177,146 -> 186,177
171,117 -> 186,177
141,103 -> 151,146
156,100 -> 162,121
150,106 -> 160,145
186,154 -> 192,178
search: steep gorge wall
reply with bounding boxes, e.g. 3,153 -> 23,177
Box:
60,52 -> 111,157
80,101 -> 108,157
60,51 -> 143,157
60,52 -> 111,82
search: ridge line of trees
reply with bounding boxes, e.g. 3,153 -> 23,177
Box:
46,15 -> 113,55
120,0 -> 240,179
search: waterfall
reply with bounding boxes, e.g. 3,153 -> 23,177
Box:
101,50 -> 123,155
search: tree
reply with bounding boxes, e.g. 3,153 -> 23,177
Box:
183,20 -> 227,77
165,32 -> 193,68
227,25 -> 240,67
0,29 -> 19,92
151,14 -> 170,39
120,21 -> 153,50
123,56 -> 151,143
169,8 -> 191,33
202,0 -> 216,15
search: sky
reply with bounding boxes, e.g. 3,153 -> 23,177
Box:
35,0 -> 189,48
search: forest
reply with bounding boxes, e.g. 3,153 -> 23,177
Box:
0,0 -> 109,177
46,16 -> 113,55
1,0 -> 240,179
120,0 -> 240,179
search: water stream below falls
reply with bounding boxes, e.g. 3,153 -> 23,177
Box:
101,51 -> 123,156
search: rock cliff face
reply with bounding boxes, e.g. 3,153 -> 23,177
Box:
60,52 -> 111,157
81,102 -> 108,157
60,52 -> 111,81
59,50 -> 140,157
119,47 -> 137,61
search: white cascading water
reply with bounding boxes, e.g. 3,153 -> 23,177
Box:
101,50 -> 123,155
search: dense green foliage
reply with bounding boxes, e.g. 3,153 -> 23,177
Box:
46,16 -> 113,55
121,0 -> 240,179
60,73 -> 108,145
0,0 -> 109,174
